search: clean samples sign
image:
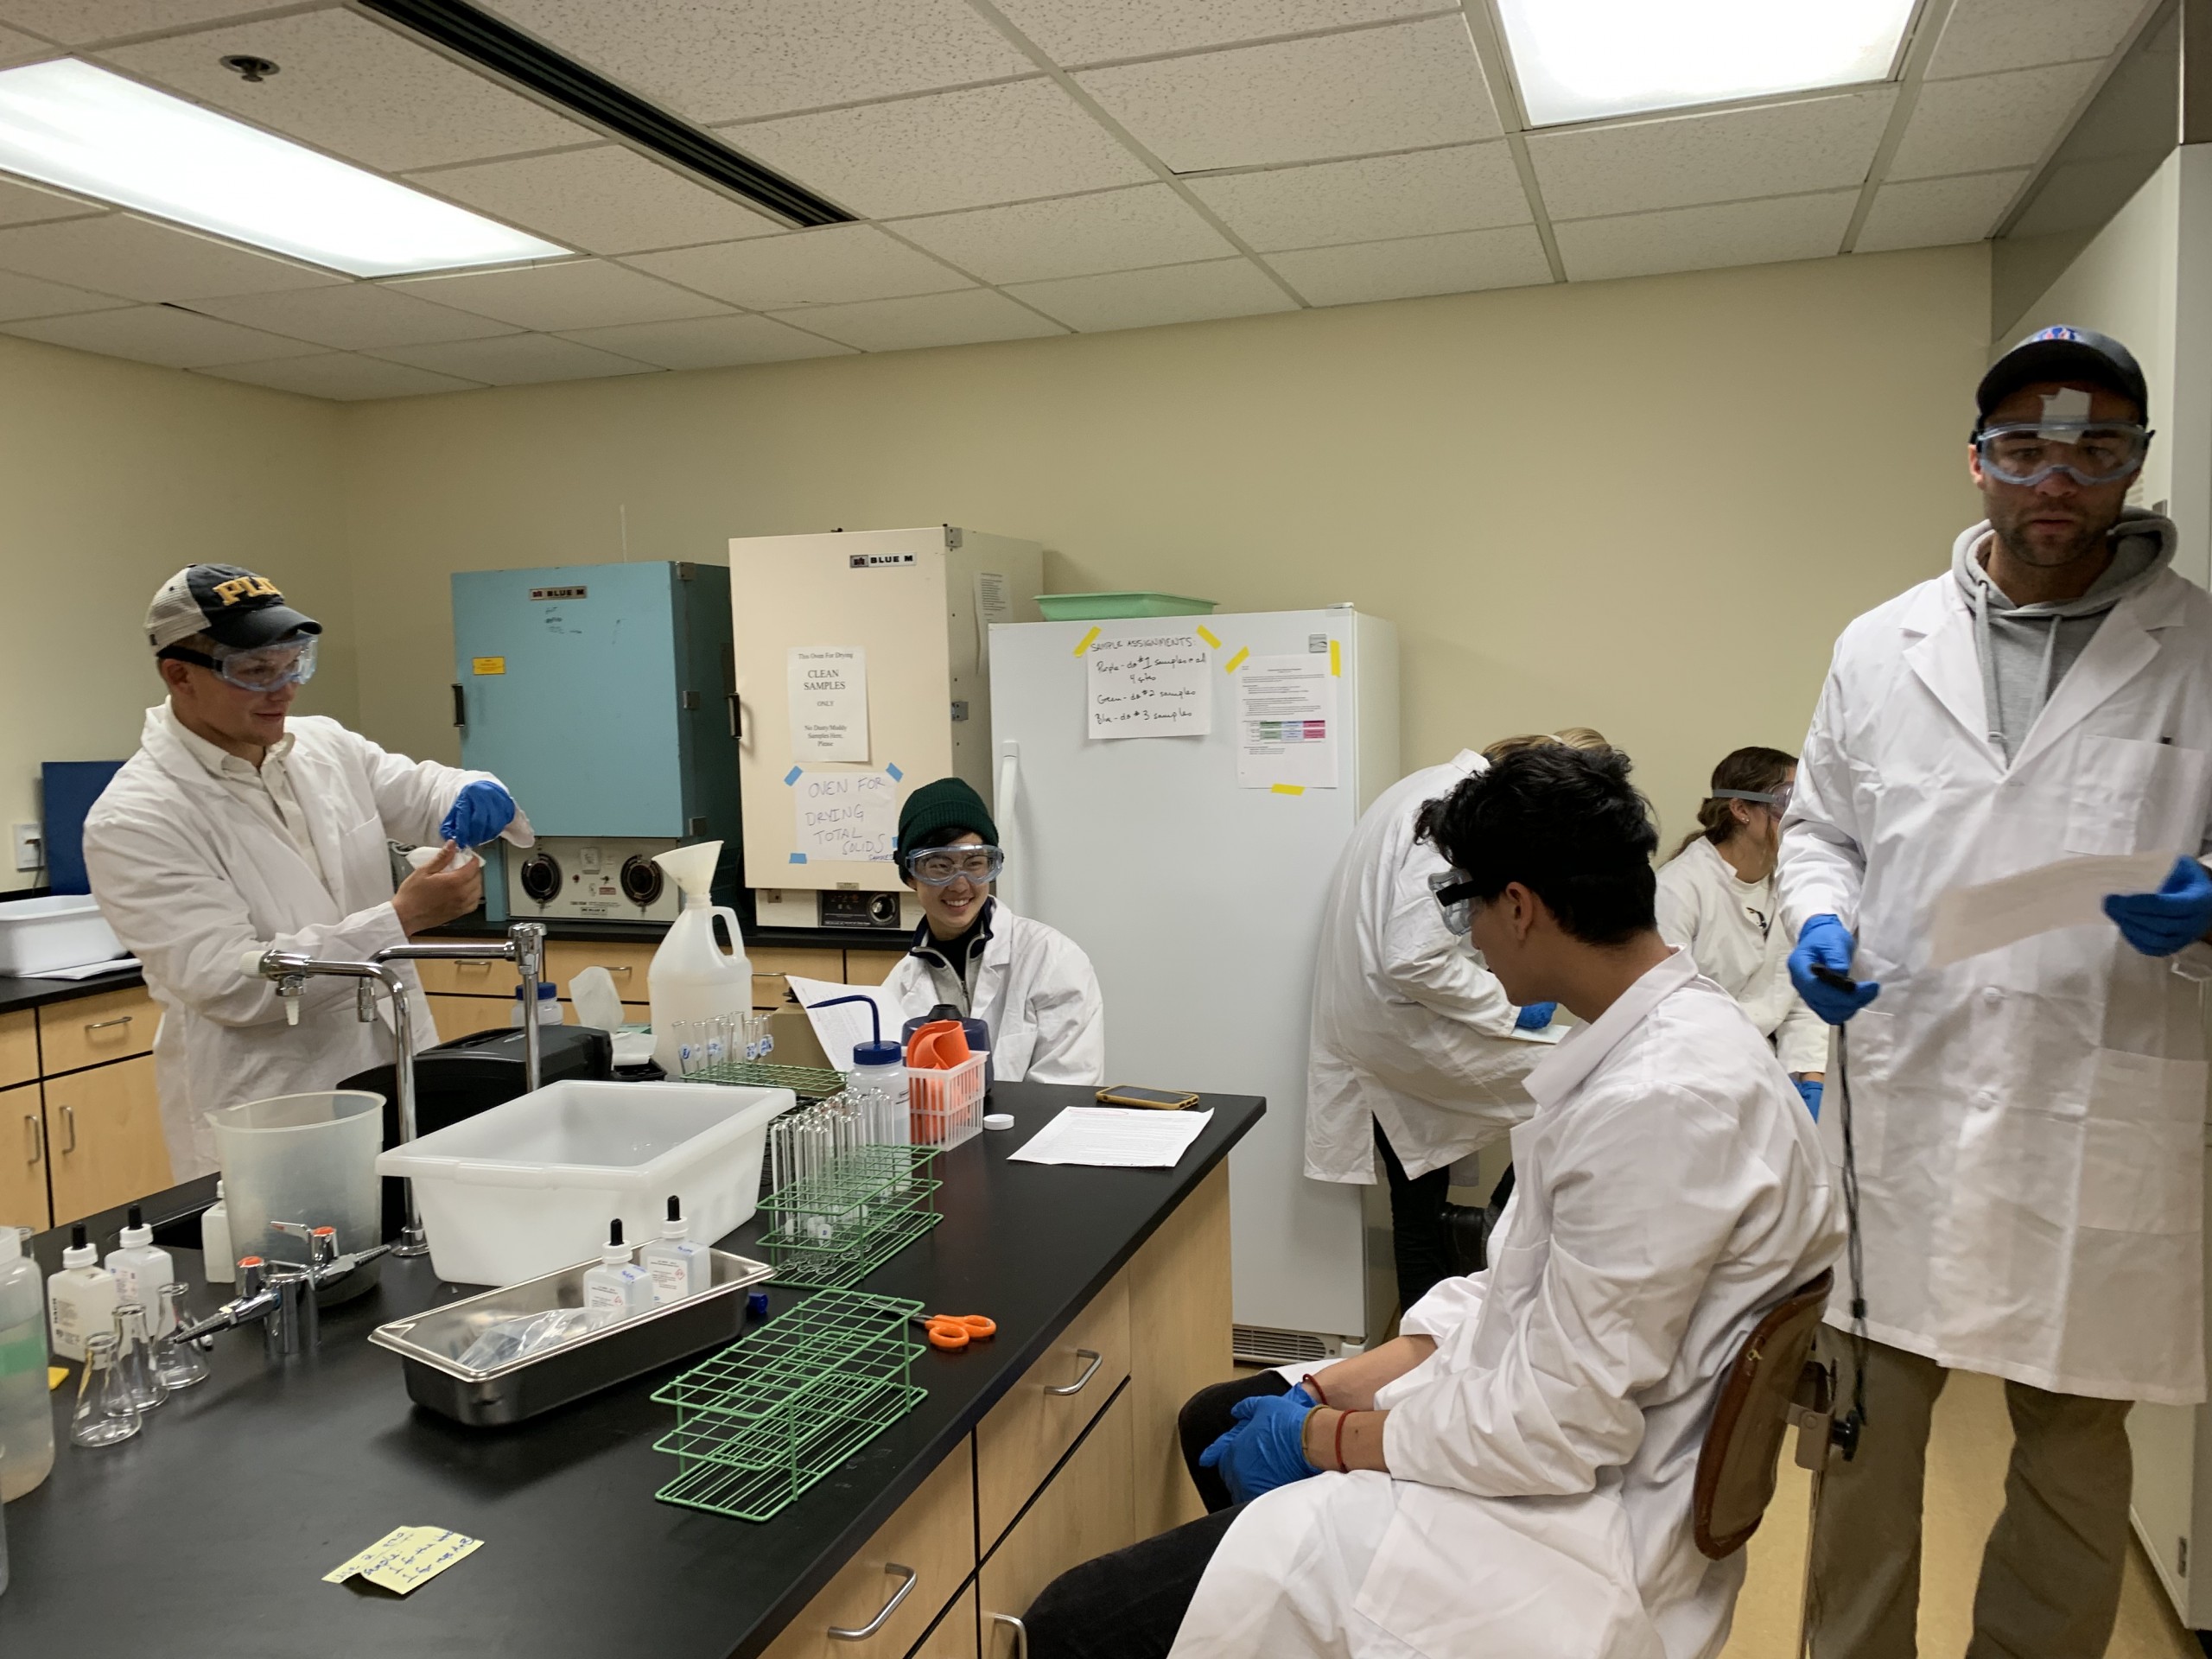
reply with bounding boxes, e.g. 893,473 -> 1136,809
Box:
788,646 -> 868,762
793,770 -> 899,863
1087,632 -> 1212,740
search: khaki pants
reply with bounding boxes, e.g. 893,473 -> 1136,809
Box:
1805,1332 -> 2133,1659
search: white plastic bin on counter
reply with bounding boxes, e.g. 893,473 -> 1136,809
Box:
375,1080 -> 792,1287
0,894 -> 122,976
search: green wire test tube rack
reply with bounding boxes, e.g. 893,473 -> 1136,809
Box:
691,1058 -> 849,1103
760,1142 -> 943,1289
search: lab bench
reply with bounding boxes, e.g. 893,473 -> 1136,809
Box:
0,1082 -> 1261,1659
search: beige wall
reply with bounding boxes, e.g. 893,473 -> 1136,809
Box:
340,244 -> 1988,847
0,334 -> 352,893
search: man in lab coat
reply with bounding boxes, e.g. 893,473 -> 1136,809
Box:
1783,327 -> 2212,1657
1022,744 -> 1841,1659
84,564 -> 535,1180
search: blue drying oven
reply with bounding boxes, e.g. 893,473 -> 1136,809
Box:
451,561 -> 741,925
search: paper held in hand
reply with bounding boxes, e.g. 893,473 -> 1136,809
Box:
1928,851 -> 2179,967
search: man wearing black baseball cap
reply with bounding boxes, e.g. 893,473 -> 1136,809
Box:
82,563 -> 536,1179
1780,327 -> 2212,1657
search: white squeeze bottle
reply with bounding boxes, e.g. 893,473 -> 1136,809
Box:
582,1221 -> 653,1321
647,840 -> 752,1076
47,1224 -> 118,1364
642,1196 -> 710,1304
106,1205 -> 176,1334
202,1181 -> 233,1284
0,1225 -> 56,1499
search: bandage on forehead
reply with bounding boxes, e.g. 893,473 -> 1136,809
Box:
2037,386 -> 2093,440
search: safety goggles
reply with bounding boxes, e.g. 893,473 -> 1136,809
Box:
1974,421 -> 2151,488
1712,783 -> 1792,813
1428,869 -> 1478,935
162,632 -> 319,691
906,844 -> 1005,887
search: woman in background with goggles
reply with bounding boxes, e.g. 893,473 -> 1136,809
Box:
877,776 -> 1105,1085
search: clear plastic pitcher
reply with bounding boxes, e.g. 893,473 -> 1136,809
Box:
207,1090 -> 384,1303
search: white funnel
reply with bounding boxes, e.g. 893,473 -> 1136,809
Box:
653,840 -> 722,908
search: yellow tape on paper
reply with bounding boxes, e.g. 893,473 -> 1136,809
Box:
471,657 -> 505,676
1196,626 -> 1221,649
1224,646 -> 1249,674
1073,626 -> 1100,657
1271,783 -> 1306,796
1328,639 -> 1340,677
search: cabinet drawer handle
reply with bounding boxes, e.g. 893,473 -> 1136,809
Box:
991,1612 -> 1028,1658
605,965 -> 632,977
827,1562 -> 915,1641
84,1015 -> 133,1033
23,1113 -> 40,1165
456,960 -> 492,976
60,1104 -> 76,1153
1046,1348 -> 1103,1396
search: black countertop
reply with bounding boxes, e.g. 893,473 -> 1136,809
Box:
0,964 -> 145,1018
0,1083 -> 1262,1657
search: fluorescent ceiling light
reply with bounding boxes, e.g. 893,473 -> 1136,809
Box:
1496,0 -> 1918,126
0,59 -> 568,276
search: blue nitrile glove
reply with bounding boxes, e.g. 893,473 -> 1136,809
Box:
1788,914 -> 1880,1026
2103,855 -> 2212,957
1514,1002 -> 1557,1032
440,780 -> 516,848
1197,1387 -> 1319,1503
1795,1077 -> 1823,1120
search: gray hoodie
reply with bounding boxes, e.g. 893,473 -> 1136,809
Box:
1952,507 -> 2177,760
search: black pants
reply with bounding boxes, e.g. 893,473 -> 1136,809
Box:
1027,1372 -> 1291,1659
1375,1119 -> 1453,1312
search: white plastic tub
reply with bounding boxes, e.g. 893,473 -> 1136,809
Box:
375,1080 -> 792,1287
0,894 -> 122,976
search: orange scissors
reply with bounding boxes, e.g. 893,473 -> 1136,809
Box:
915,1312 -> 997,1351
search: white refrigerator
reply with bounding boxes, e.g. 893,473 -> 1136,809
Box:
989,606 -> 1400,1354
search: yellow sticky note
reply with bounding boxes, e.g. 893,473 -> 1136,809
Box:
1271,783 -> 1306,796
1072,626 -> 1100,657
48,1366 -> 66,1391
327,1527 -> 483,1596
1223,647 -> 1249,674
1196,625 -> 1221,649
1328,639 -> 1340,677
471,656 -> 506,676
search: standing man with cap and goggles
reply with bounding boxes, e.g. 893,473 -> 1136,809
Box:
83,564 -> 537,1180
878,776 -> 1104,1085
1781,327 -> 2212,1657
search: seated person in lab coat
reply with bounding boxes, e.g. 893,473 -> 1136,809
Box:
1656,746 -> 1827,1115
1020,744 -> 1842,1659
878,777 -> 1103,1084
83,564 -> 534,1181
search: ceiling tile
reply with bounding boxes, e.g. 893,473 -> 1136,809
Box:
0,175 -> 105,229
479,0 -> 1035,125
1529,91 -> 1893,222
99,10 -> 593,173
0,3 -> 278,43
992,0 -> 1440,64
368,333 -> 660,385
1553,190 -> 1857,283
1888,61 -> 2105,181
185,283 -> 524,350
1927,0 -> 2146,80
0,213 -> 342,301
1264,223 -> 1548,305
196,352 -> 485,400
728,79 -> 1151,219
892,185 -> 1235,283
1187,141 -> 1525,251
408,146 -> 783,257
1075,16 -> 1497,173
1854,168 -> 2031,252
388,259 -> 729,332
0,23 -> 50,63
1008,257 -> 1294,331
0,268 -> 129,321
2,302 -> 324,368
770,288 -> 1065,352
625,224 -> 969,308
558,313 -> 854,370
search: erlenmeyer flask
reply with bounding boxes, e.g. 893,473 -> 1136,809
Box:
112,1303 -> 168,1413
70,1333 -> 141,1447
152,1286 -> 209,1390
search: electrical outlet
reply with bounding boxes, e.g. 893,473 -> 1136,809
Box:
12,823 -> 41,872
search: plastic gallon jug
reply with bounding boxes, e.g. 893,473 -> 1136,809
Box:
649,841 -> 752,1077
0,1225 -> 54,1500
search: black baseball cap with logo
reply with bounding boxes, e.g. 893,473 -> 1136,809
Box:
1974,325 -> 2149,429
146,563 -> 321,655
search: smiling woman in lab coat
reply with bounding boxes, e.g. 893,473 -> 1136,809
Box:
1020,744 -> 1841,1659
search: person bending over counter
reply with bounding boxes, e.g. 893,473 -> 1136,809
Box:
1022,744 -> 1842,1659
879,776 -> 1104,1084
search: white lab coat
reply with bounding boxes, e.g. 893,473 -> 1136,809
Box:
82,707 -> 531,1179
1306,752 -> 1556,1184
879,899 -> 1104,1085
1172,950 -> 1843,1659
1779,563 -> 2212,1404
1656,837 -> 1828,1075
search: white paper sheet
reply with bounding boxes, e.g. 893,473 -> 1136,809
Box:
791,769 -> 899,864
974,571 -> 1012,664
1236,654 -> 1337,788
1086,632 -> 1212,740
786,974 -> 901,1068
23,955 -> 137,981
787,646 -> 869,763
1007,1106 -> 1213,1168
1929,851 -> 2179,967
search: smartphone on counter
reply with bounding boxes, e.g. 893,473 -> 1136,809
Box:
1096,1085 -> 1200,1110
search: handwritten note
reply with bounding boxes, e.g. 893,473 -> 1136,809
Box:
325,1526 -> 483,1595
788,646 -> 869,762
1087,632 -> 1212,740
793,769 -> 899,863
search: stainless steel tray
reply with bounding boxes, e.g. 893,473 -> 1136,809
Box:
370,1248 -> 773,1427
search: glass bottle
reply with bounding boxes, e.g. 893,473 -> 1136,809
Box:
69,1332 -> 141,1447
152,1287 -> 209,1391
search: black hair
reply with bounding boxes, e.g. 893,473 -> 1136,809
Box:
897,823 -> 982,888
1414,744 -> 1658,946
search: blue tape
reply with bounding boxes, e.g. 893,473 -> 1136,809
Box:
784,766 -> 803,785
887,762 -> 903,781
788,852 -> 807,864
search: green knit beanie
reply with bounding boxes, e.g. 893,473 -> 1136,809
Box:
896,776 -> 998,855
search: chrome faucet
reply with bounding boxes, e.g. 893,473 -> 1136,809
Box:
168,1223 -> 391,1360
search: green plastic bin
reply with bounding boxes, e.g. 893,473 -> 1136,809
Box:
1034,592 -> 1218,620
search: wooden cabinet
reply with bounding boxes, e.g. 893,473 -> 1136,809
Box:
37,985 -> 158,1076
0,1010 -> 36,1089
1128,1163 -> 1233,1538
756,1441 -> 976,1659
412,956 -> 513,999
427,995 -> 506,1044
542,940 -> 654,1000
753,946 -> 843,983
977,1389 -> 1137,1657
0,1081 -> 47,1232
912,1585 -> 978,1659
976,1273 -> 1132,1548
45,1054 -> 170,1224
844,949 -> 901,986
